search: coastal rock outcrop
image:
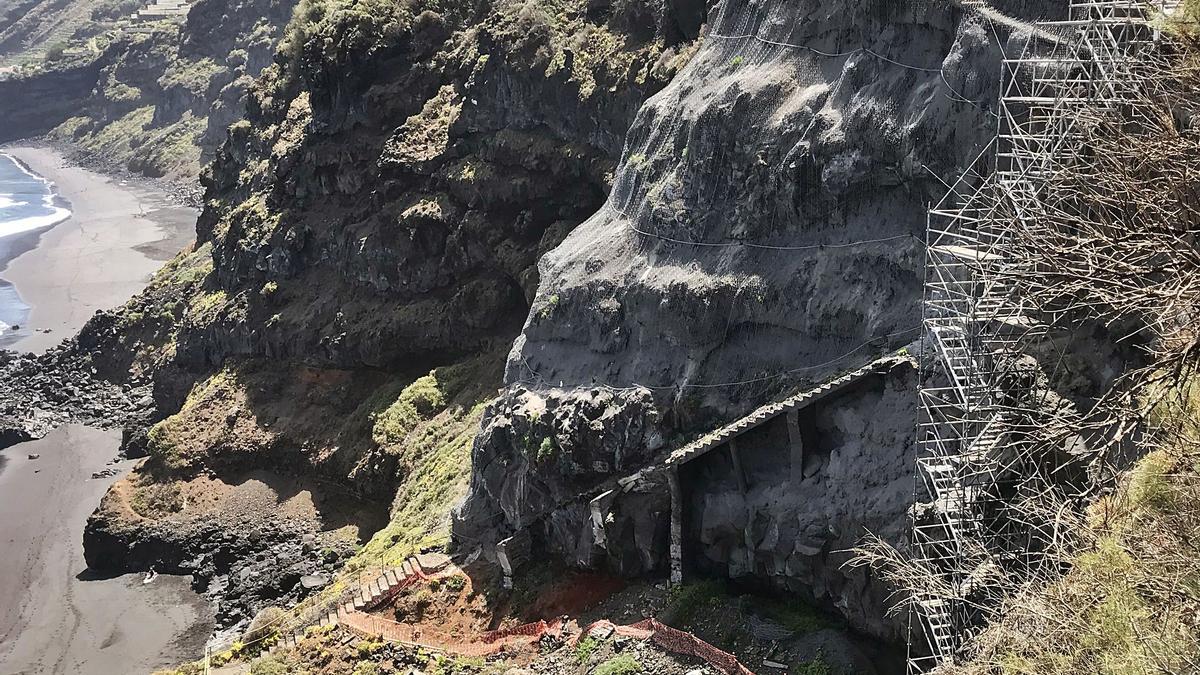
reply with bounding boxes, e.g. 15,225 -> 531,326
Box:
83,467 -> 370,627
0,0 -> 298,186
0,58 -> 106,143
0,346 -> 154,451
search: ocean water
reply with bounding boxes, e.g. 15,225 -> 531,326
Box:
0,154 -> 70,238
0,153 -> 72,342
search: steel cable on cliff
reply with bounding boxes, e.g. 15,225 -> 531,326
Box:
514,325 -> 919,393
625,225 -> 919,251
706,28 -> 998,119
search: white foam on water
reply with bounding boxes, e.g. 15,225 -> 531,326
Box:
0,153 -> 72,239
0,205 -> 72,238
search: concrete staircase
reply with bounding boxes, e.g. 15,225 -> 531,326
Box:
264,553 -> 451,654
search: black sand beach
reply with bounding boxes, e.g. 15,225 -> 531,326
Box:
0,146 -> 211,673
0,146 -> 196,353
0,426 -> 214,674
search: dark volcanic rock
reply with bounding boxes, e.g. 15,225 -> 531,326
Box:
0,344 -> 154,451
172,0 -> 707,373
456,0 -> 1062,639
83,487 -> 357,629
0,58 -> 105,143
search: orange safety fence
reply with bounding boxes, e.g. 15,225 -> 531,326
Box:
574,619 -> 754,675
630,619 -> 755,675
480,619 -> 552,644
363,572 -> 419,611
340,576 -> 752,675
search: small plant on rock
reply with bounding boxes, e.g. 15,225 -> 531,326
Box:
593,653 -> 642,675
575,635 -> 601,664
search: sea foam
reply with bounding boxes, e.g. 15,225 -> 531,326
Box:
0,153 -> 72,239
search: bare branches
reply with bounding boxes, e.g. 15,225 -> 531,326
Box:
863,7 -> 1200,672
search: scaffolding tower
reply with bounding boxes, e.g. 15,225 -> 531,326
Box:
909,0 -> 1176,670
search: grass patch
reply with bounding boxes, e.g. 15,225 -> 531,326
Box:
662,579 -> 725,626
189,289 -> 228,322
575,635 -> 601,663
371,373 -> 449,448
593,654 -> 642,675
129,480 -> 184,517
146,421 -> 186,472
1125,449 -> 1176,511
792,656 -> 837,675
758,596 -> 833,635
351,352 -> 503,568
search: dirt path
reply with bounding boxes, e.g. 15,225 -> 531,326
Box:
0,425 -> 214,674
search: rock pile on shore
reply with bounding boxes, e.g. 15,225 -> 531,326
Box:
86,504 -> 355,628
0,343 -> 154,450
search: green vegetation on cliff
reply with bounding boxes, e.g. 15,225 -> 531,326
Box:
951,377 -> 1200,674
0,0 -> 297,183
352,353 -> 502,568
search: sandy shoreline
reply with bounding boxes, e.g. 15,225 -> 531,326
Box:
0,147 -> 211,672
0,426 -> 214,674
0,145 -> 197,353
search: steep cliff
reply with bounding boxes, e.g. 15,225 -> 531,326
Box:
0,0 -> 296,184
0,55 -> 102,140
453,0 -> 1059,639
0,0 -> 1083,653
184,0 -> 702,370
53,0 -> 296,183
60,0 -> 707,631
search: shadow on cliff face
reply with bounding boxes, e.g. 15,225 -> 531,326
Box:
163,0 -> 709,373
83,348 -> 508,628
455,0 -> 1064,641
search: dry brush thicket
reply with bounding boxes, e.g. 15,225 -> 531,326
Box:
853,23 -> 1200,675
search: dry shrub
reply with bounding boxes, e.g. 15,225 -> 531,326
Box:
852,24 -> 1200,674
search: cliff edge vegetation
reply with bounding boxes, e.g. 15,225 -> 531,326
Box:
0,0 -> 297,186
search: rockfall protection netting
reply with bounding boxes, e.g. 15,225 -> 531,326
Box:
513,0 -> 1038,402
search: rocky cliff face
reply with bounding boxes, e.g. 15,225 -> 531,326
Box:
0,57 -> 102,139
182,0 -> 703,371
455,0 -> 1061,638
0,0 -> 1073,648
0,0 -> 296,184
55,0 -> 297,183
36,0 -> 707,633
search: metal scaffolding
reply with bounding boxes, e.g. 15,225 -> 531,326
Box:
909,1 -> 1178,670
